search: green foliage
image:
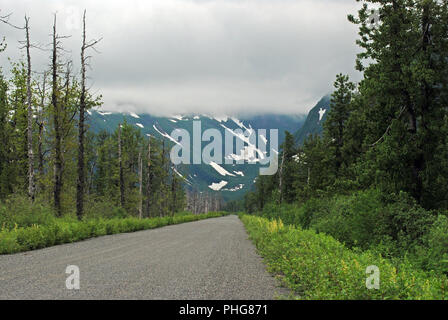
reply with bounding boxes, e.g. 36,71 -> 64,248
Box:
280,131 -> 299,203
0,210 -> 230,255
258,190 -> 437,258
84,199 -> 128,220
324,73 -> 355,174
241,215 -> 448,300
0,195 -> 56,230
243,3 -> 448,290
414,214 -> 448,275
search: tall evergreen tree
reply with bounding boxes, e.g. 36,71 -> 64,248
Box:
349,0 -> 448,207
324,74 -> 355,175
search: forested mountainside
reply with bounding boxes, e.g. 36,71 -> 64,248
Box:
294,95 -> 331,146
86,111 -> 306,201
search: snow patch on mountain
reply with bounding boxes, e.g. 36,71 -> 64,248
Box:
173,167 -> 192,185
318,108 -> 326,121
220,124 -> 265,161
209,161 -> 235,176
153,124 -> 181,146
98,111 -> 112,116
209,180 -> 228,191
222,184 -> 244,192
213,115 -> 229,122
172,115 -> 184,121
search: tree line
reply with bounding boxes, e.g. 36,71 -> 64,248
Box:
0,11 -> 186,219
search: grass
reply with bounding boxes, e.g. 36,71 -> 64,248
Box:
0,212 -> 230,255
240,214 -> 448,300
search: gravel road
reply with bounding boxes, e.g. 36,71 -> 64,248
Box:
0,215 -> 286,300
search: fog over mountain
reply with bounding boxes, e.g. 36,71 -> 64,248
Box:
1,0 -> 362,116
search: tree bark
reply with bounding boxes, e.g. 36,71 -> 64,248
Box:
138,150 -> 143,219
171,167 -> 176,217
118,123 -> 124,208
76,11 -> 87,220
25,16 -> 35,202
278,151 -> 285,204
37,73 -> 46,194
51,15 -> 63,216
145,137 -> 151,218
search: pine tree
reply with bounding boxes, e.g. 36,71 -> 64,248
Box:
348,0 -> 448,207
324,74 -> 355,175
279,131 -> 298,203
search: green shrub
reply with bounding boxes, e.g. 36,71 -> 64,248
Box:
0,230 -> 20,254
414,215 -> 448,274
241,215 -> 448,300
0,195 -> 56,230
84,200 -> 128,220
0,211 -> 230,255
259,189 -> 436,257
15,225 -> 47,250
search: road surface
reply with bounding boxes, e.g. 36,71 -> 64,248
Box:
0,215 -> 286,299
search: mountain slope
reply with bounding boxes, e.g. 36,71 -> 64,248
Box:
86,111 -> 305,201
294,95 -> 331,146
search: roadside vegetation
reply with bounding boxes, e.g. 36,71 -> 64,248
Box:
239,1 -> 448,300
241,214 -> 448,300
0,195 -> 229,254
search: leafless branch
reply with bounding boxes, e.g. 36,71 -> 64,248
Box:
0,10 -> 23,29
371,106 -> 406,147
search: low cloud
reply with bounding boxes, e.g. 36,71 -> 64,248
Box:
0,0 -> 363,116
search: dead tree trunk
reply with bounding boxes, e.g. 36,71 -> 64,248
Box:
145,137 -> 151,218
76,12 -> 87,220
24,16 -> 35,201
278,151 -> 285,204
118,123 -> 125,208
138,150 -> 143,219
76,10 -> 100,219
160,140 -> 166,217
171,168 -> 176,217
37,72 -> 46,194
51,14 -> 63,216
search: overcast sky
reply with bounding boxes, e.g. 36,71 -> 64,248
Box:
0,0 -> 363,116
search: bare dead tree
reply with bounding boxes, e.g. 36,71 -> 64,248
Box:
36,72 -> 47,194
171,167 -> 177,217
0,10 -> 18,29
51,14 -> 63,216
118,123 -> 124,208
1,13 -> 36,201
160,139 -> 166,217
145,136 -> 152,218
77,10 -> 102,219
138,150 -> 143,219
47,13 -> 72,215
278,150 -> 285,204
0,11 -> 11,50
23,16 -> 35,201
